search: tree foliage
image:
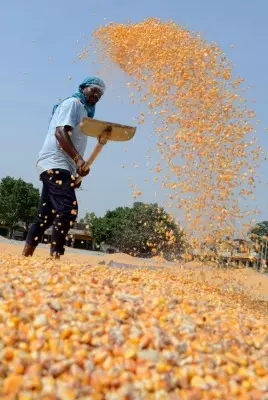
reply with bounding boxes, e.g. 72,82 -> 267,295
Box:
88,202 -> 185,259
79,212 -> 98,229
0,176 -> 40,232
249,221 -> 268,240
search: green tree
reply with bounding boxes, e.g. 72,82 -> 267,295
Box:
249,221 -> 268,240
249,221 -> 268,263
79,212 -> 98,229
0,176 -> 40,236
90,202 -> 185,260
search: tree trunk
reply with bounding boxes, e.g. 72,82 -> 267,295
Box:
8,226 -> 13,239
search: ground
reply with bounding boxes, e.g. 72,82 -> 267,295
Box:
0,240 -> 267,399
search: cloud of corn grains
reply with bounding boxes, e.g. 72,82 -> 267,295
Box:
80,18 -> 263,244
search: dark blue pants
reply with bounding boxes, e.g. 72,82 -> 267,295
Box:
26,169 -> 78,255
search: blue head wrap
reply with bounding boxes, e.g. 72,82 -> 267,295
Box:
52,76 -> 106,118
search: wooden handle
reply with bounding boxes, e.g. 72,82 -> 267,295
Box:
75,129 -> 111,186
75,142 -> 105,185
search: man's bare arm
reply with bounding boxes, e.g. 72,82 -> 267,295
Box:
55,126 -> 89,177
55,126 -> 80,160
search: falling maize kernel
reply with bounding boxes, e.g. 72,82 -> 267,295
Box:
91,18 -> 262,245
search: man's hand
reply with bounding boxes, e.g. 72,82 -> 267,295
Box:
76,157 -> 90,177
56,126 -> 89,178
74,181 -> 82,189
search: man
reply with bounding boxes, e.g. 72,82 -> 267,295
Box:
22,76 -> 106,258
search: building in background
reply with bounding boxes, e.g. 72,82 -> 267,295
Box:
43,223 -> 94,250
191,238 -> 260,268
218,239 -> 258,268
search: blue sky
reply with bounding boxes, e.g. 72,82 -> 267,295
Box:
0,0 -> 267,224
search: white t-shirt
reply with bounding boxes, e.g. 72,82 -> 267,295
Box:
37,98 -> 88,176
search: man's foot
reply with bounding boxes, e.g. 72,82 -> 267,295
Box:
50,252 -> 61,260
22,243 -> 36,257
